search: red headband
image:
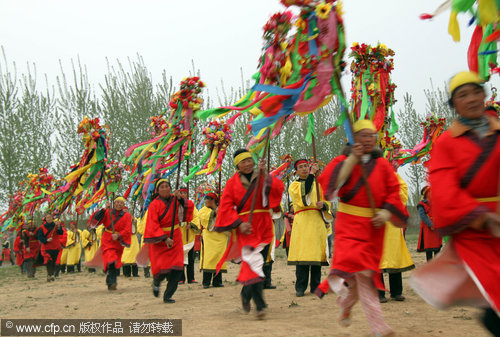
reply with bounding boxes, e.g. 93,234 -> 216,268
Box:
206,192 -> 218,201
294,159 -> 308,170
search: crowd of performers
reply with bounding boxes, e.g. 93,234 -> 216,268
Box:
1,71 -> 499,336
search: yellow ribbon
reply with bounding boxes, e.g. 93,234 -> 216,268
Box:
476,196 -> 500,203
161,225 -> 181,232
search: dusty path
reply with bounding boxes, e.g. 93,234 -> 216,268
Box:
0,241 -> 491,337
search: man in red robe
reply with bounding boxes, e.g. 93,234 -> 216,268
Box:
22,220 -> 40,278
91,196 -> 132,290
410,71 -> 500,336
416,186 -> 442,261
144,179 -> 185,303
215,149 -> 284,319
37,212 -> 64,282
316,119 -> 408,337
14,227 -> 25,273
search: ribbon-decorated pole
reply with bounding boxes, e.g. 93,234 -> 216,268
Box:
169,149 -> 183,243
101,166 -> 115,233
248,130 -> 272,225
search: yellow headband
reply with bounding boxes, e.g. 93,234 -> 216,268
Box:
114,196 -> 126,203
353,119 -> 376,133
448,71 -> 482,95
234,152 -> 252,167
155,178 -> 169,190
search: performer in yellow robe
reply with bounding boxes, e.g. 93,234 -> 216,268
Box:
65,222 -> 82,273
96,224 -> 105,247
378,173 -> 414,302
288,159 -> 330,297
263,207 -> 282,289
81,223 -> 98,272
199,192 -> 229,289
121,216 -> 140,277
136,212 -> 151,278
179,187 -> 201,284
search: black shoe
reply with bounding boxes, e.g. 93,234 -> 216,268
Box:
153,286 -> 160,297
213,284 -> 224,288
108,284 -> 117,291
163,298 -> 175,303
188,280 -> 198,284
264,284 -> 276,289
203,284 -> 210,289
391,295 -> 405,301
379,297 -> 388,303
296,291 -> 305,297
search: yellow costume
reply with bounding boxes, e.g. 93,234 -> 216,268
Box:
121,234 -> 140,265
96,224 -> 104,247
66,229 -> 82,266
287,179 -> 329,265
81,228 -> 98,263
199,206 -> 228,272
379,174 -> 414,272
182,206 -> 201,264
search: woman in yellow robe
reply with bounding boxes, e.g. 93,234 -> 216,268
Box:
121,216 -> 140,277
199,193 -> 229,289
136,213 -> 151,278
81,224 -> 98,272
65,222 -> 81,273
179,188 -> 201,284
288,160 -> 330,297
378,173 -> 414,302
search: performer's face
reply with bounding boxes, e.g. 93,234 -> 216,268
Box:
157,182 -> 171,199
45,214 -> 54,223
205,197 -> 216,208
296,163 -> 309,179
354,130 -> 377,154
237,158 -> 255,175
452,84 -> 486,119
114,200 -> 125,211
179,191 -> 188,199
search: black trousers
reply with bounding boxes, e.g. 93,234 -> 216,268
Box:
154,270 -> 183,300
202,271 -> 222,286
181,248 -> 195,282
123,264 -> 139,277
425,248 -> 441,261
378,272 -> 403,298
295,264 -> 321,293
46,250 -> 59,277
263,263 -> 273,287
105,262 -> 118,286
240,244 -> 270,311
24,258 -> 36,277
483,308 -> 500,337
144,267 -> 150,278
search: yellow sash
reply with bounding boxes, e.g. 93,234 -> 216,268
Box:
476,196 -> 500,203
161,224 -> 181,232
238,209 -> 270,216
338,202 -> 379,218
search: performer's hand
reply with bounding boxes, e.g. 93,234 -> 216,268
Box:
310,162 -> 319,175
258,160 -> 266,172
351,143 -> 364,158
105,201 -> 111,209
165,237 -> 174,248
485,213 -> 500,237
47,238 -> 53,243
325,223 -> 330,229
26,248 -> 30,253
111,233 -> 119,241
173,190 -> 181,199
239,222 -> 252,235
316,201 -> 324,209
371,209 -> 390,228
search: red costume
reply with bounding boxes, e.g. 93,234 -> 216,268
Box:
91,208 -> 132,271
55,226 -> 67,266
144,197 -> 185,276
411,117 -> 500,315
14,233 -> 24,266
317,153 -> 408,291
22,227 -> 40,260
215,172 -> 284,285
416,194 -> 442,253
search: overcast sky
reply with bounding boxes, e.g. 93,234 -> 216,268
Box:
1,0 -> 499,114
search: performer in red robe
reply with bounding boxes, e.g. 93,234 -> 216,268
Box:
144,179 -> 185,303
0,234 -> 13,266
316,119 -> 408,337
215,149 -> 284,319
91,196 -> 132,290
410,71 -> 500,336
37,213 -> 64,282
54,222 -> 67,277
416,186 -> 442,261
14,228 -> 25,273
22,220 -> 40,278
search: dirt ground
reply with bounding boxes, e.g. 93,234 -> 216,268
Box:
0,240 -> 492,337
